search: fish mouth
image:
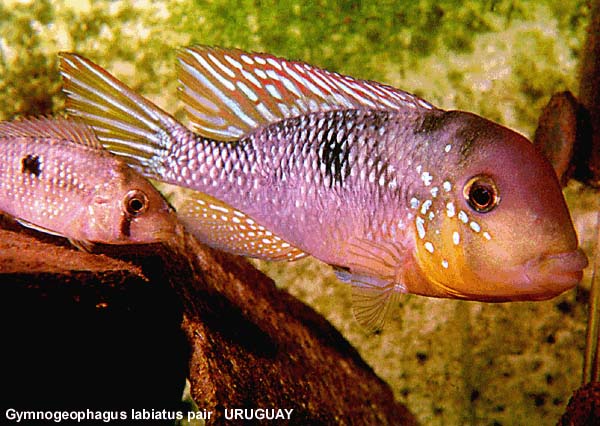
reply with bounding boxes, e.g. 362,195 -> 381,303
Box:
523,248 -> 588,298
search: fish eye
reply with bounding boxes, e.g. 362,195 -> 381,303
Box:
123,190 -> 149,217
463,175 -> 500,213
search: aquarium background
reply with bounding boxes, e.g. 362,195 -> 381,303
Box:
0,1 -> 595,425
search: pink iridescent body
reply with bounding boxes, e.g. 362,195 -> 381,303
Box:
59,47 -> 587,330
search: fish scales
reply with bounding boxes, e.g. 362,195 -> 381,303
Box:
60,47 -> 587,331
160,108 -> 426,257
0,116 -> 179,248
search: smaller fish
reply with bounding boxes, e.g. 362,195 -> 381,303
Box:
0,116 -> 180,249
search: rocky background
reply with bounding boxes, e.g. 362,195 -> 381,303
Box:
0,1 -> 596,425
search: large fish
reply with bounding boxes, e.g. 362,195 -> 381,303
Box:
0,116 -> 179,249
59,48 -> 587,330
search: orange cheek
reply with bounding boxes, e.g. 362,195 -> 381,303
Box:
410,207 -> 501,299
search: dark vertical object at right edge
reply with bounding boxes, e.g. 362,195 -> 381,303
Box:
579,0 -> 600,187
534,1 -> 599,187
556,2 -> 600,425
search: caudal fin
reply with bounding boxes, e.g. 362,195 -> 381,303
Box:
59,52 -> 187,180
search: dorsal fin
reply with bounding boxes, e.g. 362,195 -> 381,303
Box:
177,45 -> 436,140
0,116 -> 103,148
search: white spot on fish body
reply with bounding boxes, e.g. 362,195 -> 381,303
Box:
458,211 -> 469,223
420,199 -> 432,214
483,231 -> 492,240
359,168 -> 367,181
410,197 -> 420,209
421,171 -> 433,186
470,221 -> 481,233
388,177 -> 397,190
443,181 -> 452,192
368,169 -> 376,184
416,165 -> 422,173
453,231 -> 460,245
441,259 -> 449,269
416,217 -> 426,239
430,186 -> 439,198
428,211 -> 435,221
446,202 -> 455,218
424,242 -> 434,253
444,144 -> 452,153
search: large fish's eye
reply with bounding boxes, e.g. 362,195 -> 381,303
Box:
123,190 -> 149,217
463,175 -> 500,213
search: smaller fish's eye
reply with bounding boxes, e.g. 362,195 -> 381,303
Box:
123,190 -> 149,217
463,175 -> 500,213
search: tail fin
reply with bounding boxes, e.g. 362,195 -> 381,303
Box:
59,52 -> 187,180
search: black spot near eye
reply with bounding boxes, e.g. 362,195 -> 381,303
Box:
463,175 -> 500,213
21,155 -> 41,177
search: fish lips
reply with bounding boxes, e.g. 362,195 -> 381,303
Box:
522,248 -> 588,298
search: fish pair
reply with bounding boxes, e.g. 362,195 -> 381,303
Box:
0,46 -> 587,330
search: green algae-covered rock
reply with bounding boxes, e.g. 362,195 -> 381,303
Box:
0,1 -> 593,424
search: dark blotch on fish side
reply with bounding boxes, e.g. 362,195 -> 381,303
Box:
120,215 -> 132,238
21,154 -> 41,177
413,110 -> 478,162
413,110 -> 450,134
318,121 -> 351,188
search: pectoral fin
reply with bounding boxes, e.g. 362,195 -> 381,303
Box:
335,267 -> 401,333
15,218 -> 94,252
334,237 -> 410,332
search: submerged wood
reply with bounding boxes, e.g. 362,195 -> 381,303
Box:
0,216 -> 417,425
578,0 -> 600,186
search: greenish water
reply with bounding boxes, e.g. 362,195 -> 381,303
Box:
0,1 -> 594,424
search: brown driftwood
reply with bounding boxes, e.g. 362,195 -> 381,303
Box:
0,216 -> 417,425
557,382 -> 600,426
0,217 -> 188,419
578,0 -> 600,185
533,2 -> 600,188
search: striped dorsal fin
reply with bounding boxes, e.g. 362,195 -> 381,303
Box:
177,45 -> 436,140
0,116 -> 102,149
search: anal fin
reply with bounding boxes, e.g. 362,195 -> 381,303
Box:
170,186 -> 306,261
